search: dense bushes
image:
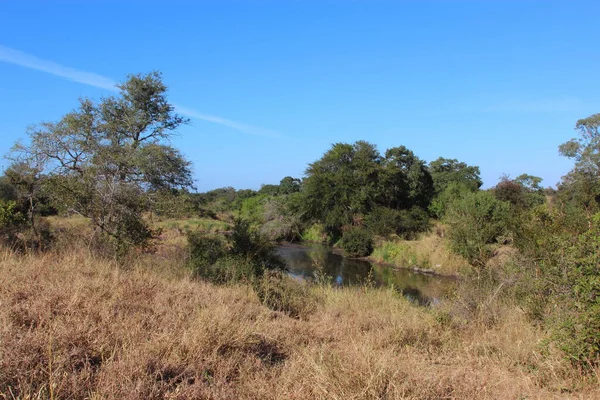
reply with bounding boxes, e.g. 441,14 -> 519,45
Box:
339,227 -> 374,257
444,191 -> 510,268
188,219 -> 285,284
0,200 -> 25,246
364,206 -> 430,239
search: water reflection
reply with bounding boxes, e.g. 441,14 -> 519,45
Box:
277,243 -> 454,305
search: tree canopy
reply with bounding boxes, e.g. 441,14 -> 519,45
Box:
301,141 -> 433,236
9,72 -> 193,251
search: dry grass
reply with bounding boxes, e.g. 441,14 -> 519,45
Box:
371,227 -> 471,276
1,248 -> 598,399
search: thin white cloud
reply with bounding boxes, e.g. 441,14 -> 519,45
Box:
173,105 -> 286,139
0,44 -> 118,91
0,44 -> 282,138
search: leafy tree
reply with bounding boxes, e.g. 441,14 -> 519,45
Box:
0,175 -> 18,202
278,176 -> 301,195
379,146 -> 434,210
493,174 -> 545,210
429,157 -> 482,195
258,184 -> 280,196
302,141 -> 381,233
429,182 -> 472,219
558,113 -> 600,220
302,141 -> 433,237
9,72 -> 193,253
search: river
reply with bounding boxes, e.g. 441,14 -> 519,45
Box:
276,243 -> 455,305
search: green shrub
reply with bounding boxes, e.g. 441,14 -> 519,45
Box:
396,207 -> 430,239
444,191 -> 510,268
553,213 -> 600,368
301,223 -> 330,243
187,219 -> 285,284
340,227 -> 374,257
0,200 -> 25,231
429,182 -> 473,219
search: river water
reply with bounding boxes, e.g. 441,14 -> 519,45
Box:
276,243 -> 455,305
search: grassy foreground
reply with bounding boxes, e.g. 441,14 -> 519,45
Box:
1,249 -> 599,399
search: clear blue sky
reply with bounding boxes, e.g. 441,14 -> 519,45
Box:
1,0 -> 598,191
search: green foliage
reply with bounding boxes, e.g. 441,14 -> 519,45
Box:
339,227 -> 374,257
239,194 -> 268,226
9,72 -> 192,254
444,191 -> 510,268
302,141 -> 433,236
278,176 -> 301,195
302,141 -> 381,231
429,157 -> 482,195
0,200 -> 25,233
188,219 -> 285,284
0,176 -> 18,202
557,113 -> 600,217
363,206 -> 400,236
379,146 -> 434,210
556,215 -> 600,366
492,175 -> 545,211
364,206 -> 430,239
301,223 -> 330,243
429,182 -> 472,219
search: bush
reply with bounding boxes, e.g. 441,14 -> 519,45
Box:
0,200 -> 26,247
187,219 -> 285,284
444,191 -> 510,268
301,223 -> 330,243
340,227 -> 374,257
396,207 -> 430,239
553,213 -> 600,368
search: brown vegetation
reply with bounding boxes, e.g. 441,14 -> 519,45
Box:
1,248 -> 599,399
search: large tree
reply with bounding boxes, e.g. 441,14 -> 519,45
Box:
9,72 -> 193,251
302,141 -> 381,231
301,141 -> 433,235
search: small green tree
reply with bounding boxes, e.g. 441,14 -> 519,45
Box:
444,191 -> 510,268
9,72 -> 192,254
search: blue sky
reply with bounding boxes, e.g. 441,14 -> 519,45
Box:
1,0 -> 598,191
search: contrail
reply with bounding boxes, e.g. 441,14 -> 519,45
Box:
0,44 -> 283,138
0,44 -> 118,91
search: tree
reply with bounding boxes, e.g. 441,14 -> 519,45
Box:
429,157 -> 482,195
9,72 -> 193,252
278,176 -> 301,195
302,141 -> 434,237
379,146 -> 434,210
558,113 -> 600,220
492,174 -> 545,210
302,141 -> 381,233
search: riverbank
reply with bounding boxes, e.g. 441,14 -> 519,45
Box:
2,248 -> 598,399
369,229 -> 472,276
296,228 -> 469,278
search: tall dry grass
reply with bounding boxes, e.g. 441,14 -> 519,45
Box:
371,228 -> 471,276
0,248 -> 598,399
